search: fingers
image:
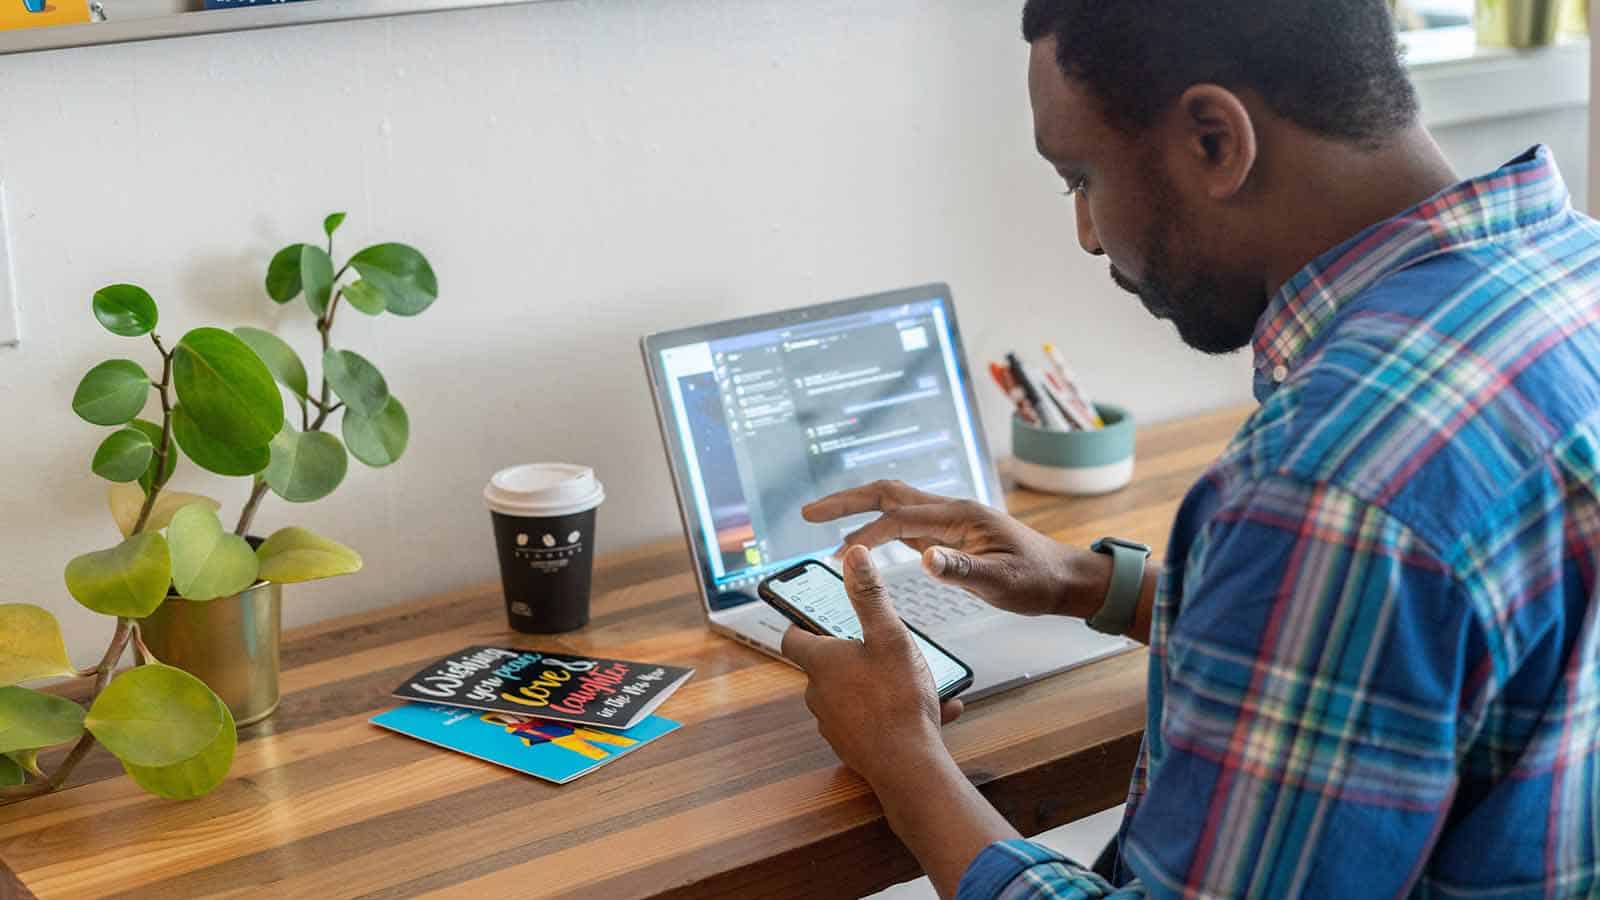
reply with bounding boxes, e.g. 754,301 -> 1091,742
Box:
922,546 -> 1014,600
840,502 -> 968,552
802,480 -> 946,523
780,625 -> 825,671
939,698 -> 964,725
840,545 -> 909,643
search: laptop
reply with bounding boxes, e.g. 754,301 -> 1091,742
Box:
640,283 -> 1134,699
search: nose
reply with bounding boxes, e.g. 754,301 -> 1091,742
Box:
1075,194 -> 1105,256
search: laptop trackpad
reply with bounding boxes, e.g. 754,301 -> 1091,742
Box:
946,615 -> 1134,700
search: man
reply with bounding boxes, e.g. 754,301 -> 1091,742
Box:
782,1 -> 1600,898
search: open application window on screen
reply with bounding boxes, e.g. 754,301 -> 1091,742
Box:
658,298 -> 993,608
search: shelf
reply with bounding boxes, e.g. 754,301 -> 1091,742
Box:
0,0 -> 562,56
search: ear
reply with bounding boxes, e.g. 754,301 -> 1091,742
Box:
1168,84 -> 1258,200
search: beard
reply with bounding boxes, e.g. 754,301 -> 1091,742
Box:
1108,173 -> 1269,356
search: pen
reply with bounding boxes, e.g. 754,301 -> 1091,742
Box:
1043,343 -> 1104,428
1007,353 -> 1069,431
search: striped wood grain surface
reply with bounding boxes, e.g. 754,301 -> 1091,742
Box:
0,405 -> 1250,900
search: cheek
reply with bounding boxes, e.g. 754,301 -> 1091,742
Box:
1085,196 -> 1145,272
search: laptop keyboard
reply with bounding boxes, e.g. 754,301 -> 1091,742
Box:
884,574 -> 992,630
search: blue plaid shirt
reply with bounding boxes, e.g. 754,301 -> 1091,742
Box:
959,147 -> 1600,899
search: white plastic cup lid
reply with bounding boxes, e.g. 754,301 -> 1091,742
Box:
484,463 -> 605,518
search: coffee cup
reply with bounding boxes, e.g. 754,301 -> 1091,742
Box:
483,463 -> 605,633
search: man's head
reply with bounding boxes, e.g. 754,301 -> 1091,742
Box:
1023,0 -> 1419,354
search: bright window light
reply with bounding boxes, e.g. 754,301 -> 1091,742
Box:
1395,0 -> 1474,30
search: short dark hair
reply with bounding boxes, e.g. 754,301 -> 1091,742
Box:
1021,0 -> 1418,145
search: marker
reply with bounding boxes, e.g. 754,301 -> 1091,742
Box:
1043,343 -> 1104,428
990,362 -> 1041,426
1040,372 -> 1094,430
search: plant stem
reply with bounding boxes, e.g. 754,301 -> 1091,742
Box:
234,477 -> 269,537
310,289 -> 344,432
130,623 -> 158,666
0,619 -> 134,804
130,335 -> 176,536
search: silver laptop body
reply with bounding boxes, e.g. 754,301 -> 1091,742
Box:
640,284 -> 1133,700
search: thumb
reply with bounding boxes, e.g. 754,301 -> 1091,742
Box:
922,546 -> 1010,599
841,545 -> 906,643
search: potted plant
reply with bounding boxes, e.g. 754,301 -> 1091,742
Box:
0,213 -> 437,803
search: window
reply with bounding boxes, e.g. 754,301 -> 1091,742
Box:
1394,0 -> 1474,31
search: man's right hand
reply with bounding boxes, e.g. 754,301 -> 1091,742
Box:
801,480 -> 1110,620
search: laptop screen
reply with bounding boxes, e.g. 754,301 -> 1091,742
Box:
646,286 -> 999,611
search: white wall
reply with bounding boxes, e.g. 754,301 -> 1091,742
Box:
0,0 -> 1585,664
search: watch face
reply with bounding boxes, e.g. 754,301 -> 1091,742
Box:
1096,537 -> 1151,555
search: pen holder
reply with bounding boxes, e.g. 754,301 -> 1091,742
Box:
1011,404 -> 1135,496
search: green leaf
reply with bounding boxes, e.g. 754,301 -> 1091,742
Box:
322,349 -> 389,417
0,755 -> 24,786
340,280 -> 386,316
64,532 -> 172,618
72,360 -> 151,427
127,418 -> 176,495
109,484 -> 220,539
172,404 -> 270,477
349,244 -> 437,317
92,284 -> 159,337
301,245 -> 335,318
266,244 -> 309,304
233,327 -> 309,400
342,396 -> 409,467
123,694 -> 235,800
84,664 -> 223,768
172,328 -> 284,449
8,748 -> 43,778
257,527 -> 363,584
323,212 -> 347,238
0,605 -> 76,686
168,504 -> 260,602
0,687 -> 85,754
92,427 -> 155,483
264,427 -> 348,503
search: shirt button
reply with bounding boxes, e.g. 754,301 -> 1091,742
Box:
1271,365 -> 1289,383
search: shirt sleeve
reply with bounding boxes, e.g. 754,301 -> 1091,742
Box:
958,475 -> 1488,900
956,839 -> 1142,900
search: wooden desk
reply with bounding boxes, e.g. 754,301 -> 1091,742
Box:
0,406 -> 1249,900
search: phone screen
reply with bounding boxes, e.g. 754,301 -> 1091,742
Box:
765,562 -> 970,697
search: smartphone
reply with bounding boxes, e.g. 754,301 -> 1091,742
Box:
759,559 -> 974,700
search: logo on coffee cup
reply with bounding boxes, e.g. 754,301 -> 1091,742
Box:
568,530 -> 582,544
517,534 -> 529,547
542,534 -> 556,547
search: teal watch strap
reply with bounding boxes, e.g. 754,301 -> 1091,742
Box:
1086,537 -> 1151,636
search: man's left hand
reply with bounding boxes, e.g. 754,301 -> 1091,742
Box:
781,545 -> 964,788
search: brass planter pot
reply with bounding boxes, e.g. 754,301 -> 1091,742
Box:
1476,0 -> 1563,48
140,581 -> 283,726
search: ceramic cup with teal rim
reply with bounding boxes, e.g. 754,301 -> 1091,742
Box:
1011,404 -> 1135,495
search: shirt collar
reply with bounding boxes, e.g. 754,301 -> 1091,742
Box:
1249,145 -> 1571,402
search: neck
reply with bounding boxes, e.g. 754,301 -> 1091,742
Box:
1259,125 -> 1459,296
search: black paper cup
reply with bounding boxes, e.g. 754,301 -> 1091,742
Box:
483,464 -> 606,633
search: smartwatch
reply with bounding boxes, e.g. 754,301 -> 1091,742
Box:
1086,537 -> 1151,636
